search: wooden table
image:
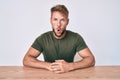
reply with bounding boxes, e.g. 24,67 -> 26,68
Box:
0,66 -> 120,80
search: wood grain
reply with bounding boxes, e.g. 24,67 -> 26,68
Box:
0,66 -> 120,80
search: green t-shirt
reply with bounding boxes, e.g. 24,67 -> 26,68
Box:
32,30 -> 88,62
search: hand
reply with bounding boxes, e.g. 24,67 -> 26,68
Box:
45,63 -> 53,72
50,60 -> 74,74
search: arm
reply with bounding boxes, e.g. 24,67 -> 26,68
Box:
71,48 -> 95,69
50,48 -> 95,73
23,47 -> 51,70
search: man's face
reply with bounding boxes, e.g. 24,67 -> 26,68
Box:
50,11 -> 69,37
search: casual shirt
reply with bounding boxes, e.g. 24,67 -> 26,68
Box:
32,30 -> 88,62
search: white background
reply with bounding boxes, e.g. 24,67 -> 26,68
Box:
0,0 -> 120,66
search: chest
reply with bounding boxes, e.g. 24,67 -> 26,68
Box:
43,38 -> 77,55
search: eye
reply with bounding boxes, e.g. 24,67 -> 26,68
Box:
53,18 -> 57,21
61,19 -> 65,22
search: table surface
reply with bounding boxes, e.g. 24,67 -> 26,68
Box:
0,66 -> 120,80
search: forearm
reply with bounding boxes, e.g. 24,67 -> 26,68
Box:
70,57 -> 95,70
23,56 -> 51,70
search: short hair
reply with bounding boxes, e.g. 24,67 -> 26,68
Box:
51,4 -> 69,17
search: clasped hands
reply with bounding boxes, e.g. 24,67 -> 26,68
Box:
47,60 -> 74,74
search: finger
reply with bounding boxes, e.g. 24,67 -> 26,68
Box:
53,68 -> 61,71
50,64 -> 61,71
51,67 -> 61,72
51,65 -> 60,69
51,62 -> 61,66
53,70 -> 64,74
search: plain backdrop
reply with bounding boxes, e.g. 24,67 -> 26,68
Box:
0,0 -> 120,66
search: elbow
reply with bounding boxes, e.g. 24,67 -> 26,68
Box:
23,60 -> 26,67
86,56 -> 95,67
23,56 -> 29,67
91,56 -> 95,67
23,58 -> 27,67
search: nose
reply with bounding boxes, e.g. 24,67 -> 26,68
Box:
57,21 -> 61,27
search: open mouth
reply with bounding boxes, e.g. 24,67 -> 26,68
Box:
53,28 -> 66,37
57,29 -> 60,31
56,28 -> 61,32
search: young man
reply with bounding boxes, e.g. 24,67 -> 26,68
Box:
23,4 -> 95,74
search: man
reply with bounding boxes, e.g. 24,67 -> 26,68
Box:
23,4 -> 95,74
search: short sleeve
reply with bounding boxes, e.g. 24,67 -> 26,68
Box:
31,36 -> 43,52
76,34 -> 88,52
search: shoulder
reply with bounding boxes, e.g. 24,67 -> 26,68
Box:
41,31 -> 52,37
36,31 -> 52,39
66,30 -> 82,38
